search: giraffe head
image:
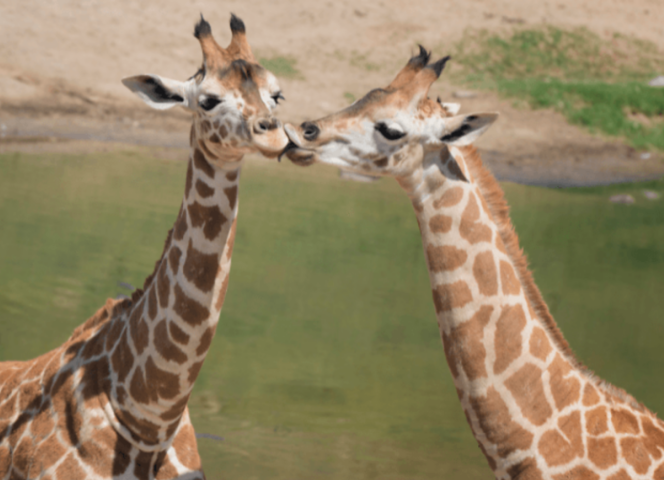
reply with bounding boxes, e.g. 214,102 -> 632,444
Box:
282,47 -> 497,180
123,14 -> 288,160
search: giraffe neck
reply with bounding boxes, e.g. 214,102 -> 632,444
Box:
398,145 -> 651,476
105,134 -> 241,450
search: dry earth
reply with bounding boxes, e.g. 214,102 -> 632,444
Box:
1,0 -> 663,185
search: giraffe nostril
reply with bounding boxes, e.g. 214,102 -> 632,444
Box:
254,118 -> 279,134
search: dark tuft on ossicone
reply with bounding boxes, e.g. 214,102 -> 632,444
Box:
427,55 -> 451,78
194,14 -> 212,39
230,13 -> 246,33
408,45 -> 431,69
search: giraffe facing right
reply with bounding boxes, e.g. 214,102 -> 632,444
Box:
0,14 -> 288,480
283,48 -> 664,479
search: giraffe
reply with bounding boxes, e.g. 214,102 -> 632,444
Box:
0,14 -> 288,480
282,47 -> 664,479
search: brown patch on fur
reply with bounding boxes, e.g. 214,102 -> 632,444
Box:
168,246 -> 182,276
547,353 -> 581,411
427,244 -> 467,272
507,456 -> 543,480
432,280 -> 473,313
433,186 -> 464,209
13,436 -> 35,475
130,309 -> 149,356
611,408 -> 640,434
134,450 -> 153,480
55,452 -> 86,479
655,464 -> 664,480
442,305 -> 493,380
185,160 -> 194,198
188,361 -> 205,384
469,386 -> 533,458
130,365 -> 149,404
157,261 -> 171,308
196,327 -> 216,356
155,454 -> 179,480
112,434 -> 132,476
111,330 -> 134,383
34,434 -> 66,471
642,416 -> 664,459
189,124 -> 195,147
188,201 -> 228,240
538,430 -> 578,466
587,437 -> 617,470
30,403 -> 55,440
585,406 -> 608,435
209,133 -> 222,144
558,410 -> 583,456
193,148 -> 215,178
224,185 -> 238,210
174,205 -> 188,241
172,423 -> 202,470
154,320 -> 187,365
200,120 -> 211,134
226,169 -> 239,181
551,466 -> 599,480
219,124 -> 229,139
429,214 -> 452,234
169,321 -> 190,345
173,284 -> 210,326
500,260 -> 521,295
505,363 -> 552,426
195,179 -> 215,198
148,287 -> 158,320
183,239 -> 219,293
80,437 -> 114,477
620,437 -> 651,474
145,356 -> 180,400
607,470 -> 631,480
459,193 -> 492,244
473,250 -> 498,296
493,304 -> 526,375
583,383 -> 601,406
160,396 -> 190,422
529,327 -> 552,361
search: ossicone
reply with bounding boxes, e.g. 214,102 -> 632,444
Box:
194,14 -> 212,39
230,13 -> 246,34
427,55 -> 451,78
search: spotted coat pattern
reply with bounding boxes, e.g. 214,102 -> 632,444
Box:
413,146 -> 664,479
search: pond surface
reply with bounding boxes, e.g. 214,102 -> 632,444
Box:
1,150 -> 663,479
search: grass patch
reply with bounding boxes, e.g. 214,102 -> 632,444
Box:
343,92 -> 356,104
1,150 -> 663,478
259,55 -> 301,79
454,26 -> 664,150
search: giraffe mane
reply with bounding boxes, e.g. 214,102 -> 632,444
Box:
460,145 -> 645,412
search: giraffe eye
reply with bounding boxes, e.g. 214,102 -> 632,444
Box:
200,96 -> 222,111
375,122 -> 406,141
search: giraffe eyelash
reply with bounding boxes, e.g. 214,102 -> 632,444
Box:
271,92 -> 285,104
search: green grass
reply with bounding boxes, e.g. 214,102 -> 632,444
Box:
1,150 -> 663,479
259,56 -> 301,79
454,26 -> 664,150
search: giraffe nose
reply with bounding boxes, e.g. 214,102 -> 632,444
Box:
253,117 -> 281,134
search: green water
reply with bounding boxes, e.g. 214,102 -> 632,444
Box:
0,149 -> 663,479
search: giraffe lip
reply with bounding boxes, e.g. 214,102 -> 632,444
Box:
278,141 -> 316,165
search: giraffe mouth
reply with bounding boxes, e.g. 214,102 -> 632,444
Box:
280,124 -> 316,166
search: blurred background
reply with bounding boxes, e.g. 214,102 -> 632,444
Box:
1,0 -> 663,478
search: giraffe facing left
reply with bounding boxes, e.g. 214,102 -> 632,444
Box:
0,14 -> 288,480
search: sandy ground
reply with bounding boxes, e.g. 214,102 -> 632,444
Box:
1,0 -> 663,186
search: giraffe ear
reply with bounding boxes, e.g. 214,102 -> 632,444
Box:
440,113 -> 498,146
122,75 -> 191,110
